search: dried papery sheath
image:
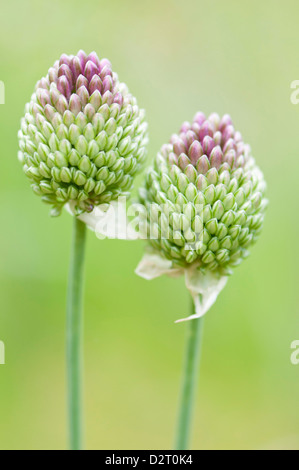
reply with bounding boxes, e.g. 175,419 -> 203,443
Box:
136,112 -> 267,321
18,50 -> 148,216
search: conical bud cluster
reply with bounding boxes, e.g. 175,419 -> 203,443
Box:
139,112 -> 267,273
18,50 -> 148,215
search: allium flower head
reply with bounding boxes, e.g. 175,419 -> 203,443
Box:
18,50 -> 148,215
139,112 -> 267,275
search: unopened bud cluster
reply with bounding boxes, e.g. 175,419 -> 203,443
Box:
18,51 -> 148,215
139,112 -> 267,273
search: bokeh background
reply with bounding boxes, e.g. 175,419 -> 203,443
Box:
0,0 -> 298,450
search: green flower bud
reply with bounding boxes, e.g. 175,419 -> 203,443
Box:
18,50 -> 148,215
139,112 -> 267,273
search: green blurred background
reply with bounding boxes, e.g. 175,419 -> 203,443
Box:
0,0 -> 298,450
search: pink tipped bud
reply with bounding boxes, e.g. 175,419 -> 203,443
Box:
209,146 -> 223,170
202,135 -> 216,156
173,139 -> 186,156
84,60 -> 99,82
89,75 -> 103,94
199,121 -> 214,141
189,140 -> 203,165
57,76 -> 72,100
194,112 -> 206,126
219,114 -> 232,131
87,51 -> 101,68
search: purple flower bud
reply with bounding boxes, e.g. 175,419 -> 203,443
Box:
59,54 -> 72,68
70,56 -> 83,81
76,74 -> 89,91
213,131 -> 222,146
222,125 -> 235,142
102,75 -> 113,93
100,58 -> 112,72
69,94 -> 81,115
179,133 -> 188,149
113,92 -> 124,107
87,51 -> 101,68
77,50 -> 87,69
84,60 -> 99,83
89,75 -> 103,94
223,138 -> 236,154
199,121 -> 214,141
186,130 -> 196,147
173,139 -> 186,156
138,110 -> 267,270
194,112 -> 206,126
77,86 -> 89,107
219,114 -> 232,131
202,135 -> 215,156
189,140 -> 203,165
191,121 -> 201,135
208,112 -> 220,129
196,155 -> 210,174
57,76 -> 72,100
58,64 -> 74,88
180,121 -> 191,133
100,63 -> 112,80
224,149 -> 236,167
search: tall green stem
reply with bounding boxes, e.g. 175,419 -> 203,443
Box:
66,217 -> 87,450
174,299 -> 204,450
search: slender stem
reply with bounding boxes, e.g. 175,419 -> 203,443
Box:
174,298 -> 204,450
66,217 -> 87,450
